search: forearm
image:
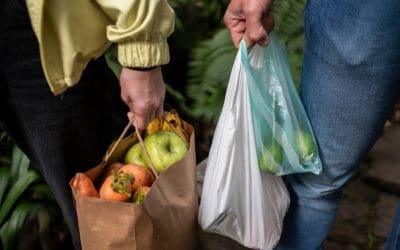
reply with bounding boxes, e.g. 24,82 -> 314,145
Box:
95,0 -> 175,68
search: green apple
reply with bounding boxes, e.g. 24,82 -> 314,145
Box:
259,142 -> 283,174
124,142 -> 147,167
295,130 -> 316,164
143,131 -> 188,173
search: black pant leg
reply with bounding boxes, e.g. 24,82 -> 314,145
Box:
0,1 -> 127,249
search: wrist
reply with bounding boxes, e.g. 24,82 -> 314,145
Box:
126,66 -> 159,72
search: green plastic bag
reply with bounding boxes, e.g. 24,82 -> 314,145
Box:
241,34 -> 322,175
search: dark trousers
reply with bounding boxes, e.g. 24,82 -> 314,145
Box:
0,0 -> 127,249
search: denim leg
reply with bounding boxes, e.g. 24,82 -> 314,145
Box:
386,205 -> 400,250
278,0 -> 400,249
0,1 -> 126,249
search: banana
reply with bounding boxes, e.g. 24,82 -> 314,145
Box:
175,126 -> 190,145
145,111 -> 189,144
164,110 -> 183,129
146,117 -> 161,136
161,117 -> 189,145
161,119 -> 172,131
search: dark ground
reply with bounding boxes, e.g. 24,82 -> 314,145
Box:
198,122 -> 400,250
325,122 -> 400,250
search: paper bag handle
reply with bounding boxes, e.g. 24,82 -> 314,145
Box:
104,118 -> 159,179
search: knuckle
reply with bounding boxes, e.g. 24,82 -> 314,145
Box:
243,4 -> 260,17
223,13 -> 228,22
120,93 -> 130,104
247,29 -> 264,41
134,100 -> 158,115
223,14 -> 230,27
135,102 -> 150,114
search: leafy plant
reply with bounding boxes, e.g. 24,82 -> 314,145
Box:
0,146 -> 56,250
186,29 -> 236,123
161,0 -> 231,116
169,0 -> 228,33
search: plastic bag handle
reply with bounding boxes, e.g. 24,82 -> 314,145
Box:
240,38 -> 267,70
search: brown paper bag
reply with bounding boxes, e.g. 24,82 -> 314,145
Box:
70,121 -> 198,250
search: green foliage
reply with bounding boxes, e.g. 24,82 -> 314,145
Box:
164,0 -> 229,111
0,146 -> 55,250
169,0 -> 228,33
0,202 -> 42,250
272,0 -> 307,85
186,29 -> 236,123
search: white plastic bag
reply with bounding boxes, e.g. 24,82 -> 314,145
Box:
198,42 -> 290,250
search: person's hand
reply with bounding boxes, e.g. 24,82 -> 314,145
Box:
224,0 -> 275,48
120,66 -> 165,130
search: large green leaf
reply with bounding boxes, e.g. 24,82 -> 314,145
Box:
10,147 -> 30,181
0,202 -> 42,250
0,170 -> 40,225
0,167 -> 11,204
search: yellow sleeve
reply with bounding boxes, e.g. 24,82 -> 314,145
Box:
96,0 -> 175,68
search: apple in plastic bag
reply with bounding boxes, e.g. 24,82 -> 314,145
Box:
124,142 -> 147,167
144,131 -> 187,173
295,130 -> 316,164
259,142 -> 283,174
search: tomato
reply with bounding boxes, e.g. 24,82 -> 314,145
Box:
120,163 -> 155,193
99,171 -> 134,202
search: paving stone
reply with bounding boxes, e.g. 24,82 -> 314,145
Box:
324,240 -> 358,250
374,193 -> 400,239
364,124 -> 400,195
197,230 -> 253,250
364,160 -> 400,195
370,124 -> 400,160
328,202 -> 370,245
344,173 -> 381,204
327,177 -> 380,247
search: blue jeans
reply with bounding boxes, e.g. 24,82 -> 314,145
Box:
386,205 -> 400,250
277,0 -> 400,249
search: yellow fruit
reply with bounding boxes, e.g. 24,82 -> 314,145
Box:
165,110 -> 183,128
146,118 -> 161,136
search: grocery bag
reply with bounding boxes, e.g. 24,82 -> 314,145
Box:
198,37 -> 291,250
70,118 -> 198,250
244,34 -> 322,175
